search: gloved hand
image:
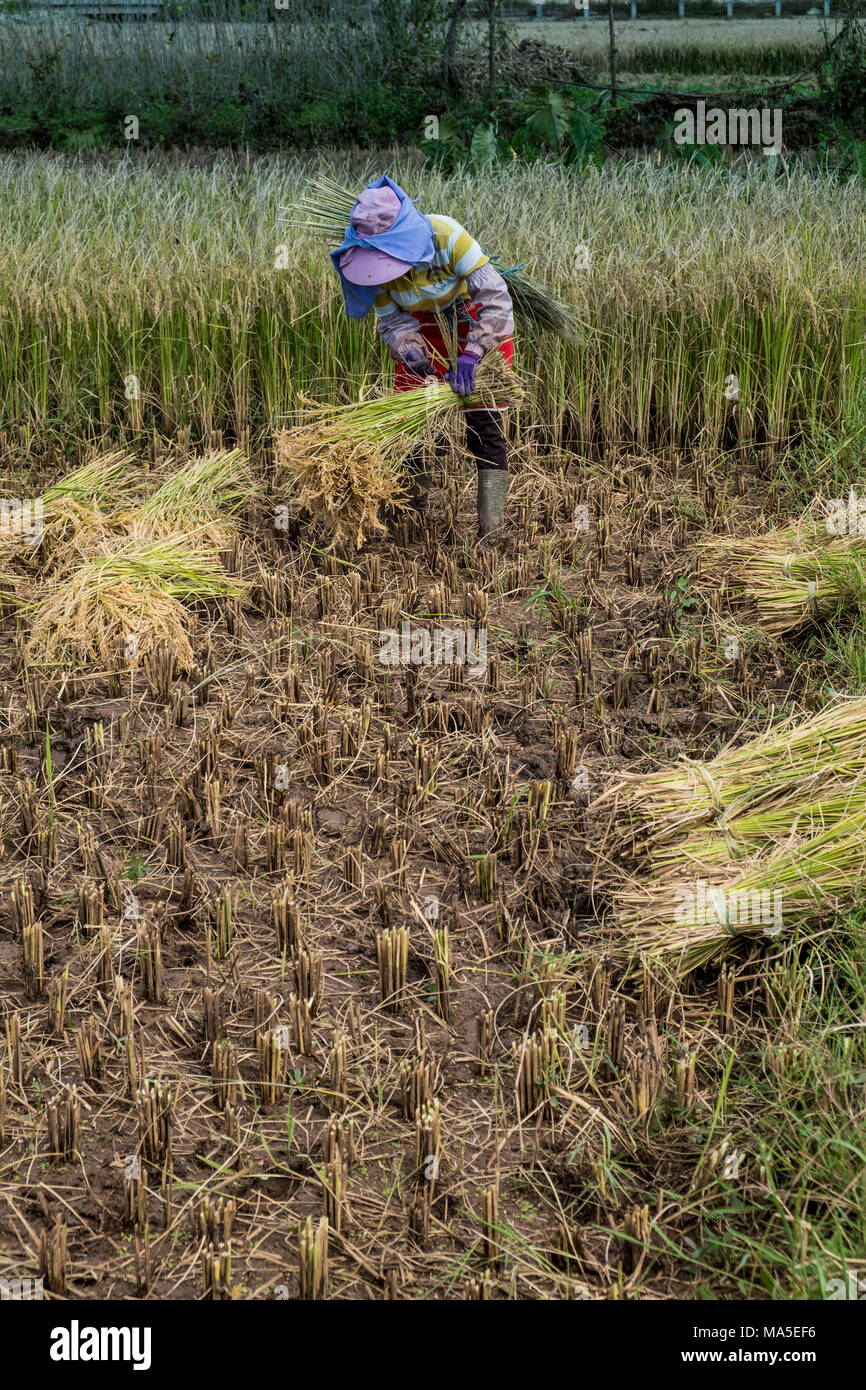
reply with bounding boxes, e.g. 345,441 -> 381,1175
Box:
401,350 -> 437,378
446,351 -> 480,397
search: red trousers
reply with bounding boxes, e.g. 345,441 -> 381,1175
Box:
394,300 -> 512,471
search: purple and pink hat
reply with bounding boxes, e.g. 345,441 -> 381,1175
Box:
339,186 -> 413,286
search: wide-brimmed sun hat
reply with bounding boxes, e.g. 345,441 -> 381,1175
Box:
339,186 -> 414,286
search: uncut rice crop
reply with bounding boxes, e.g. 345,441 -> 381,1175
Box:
0,153 -> 861,449
522,18 -> 833,77
295,175 -> 588,348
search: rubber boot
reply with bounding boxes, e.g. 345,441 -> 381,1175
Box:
477,468 -> 508,545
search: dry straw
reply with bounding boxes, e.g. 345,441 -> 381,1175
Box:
699,504 -> 866,637
26,534 -> 242,671
274,429 -> 403,549
594,696 -> 866,859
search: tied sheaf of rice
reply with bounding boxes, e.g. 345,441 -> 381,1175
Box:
134,448 -> 252,549
2,447 -> 252,566
612,812 -> 866,976
698,497 -> 866,637
12,448 -> 253,670
26,534 -> 242,672
0,450 -> 140,566
274,354 -> 524,548
591,698 -> 866,974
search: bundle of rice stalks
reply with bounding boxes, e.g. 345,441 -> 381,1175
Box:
26,534 -> 241,671
698,507 -> 866,637
292,178 -> 586,347
290,353 -> 523,462
647,778 -> 866,880
137,449 -> 253,547
292,174 -> 355,237
593,697 -> 866,858
276,357 -> 522,545
611,812 -> 866,976
34,450 -> 255,575
40,450 -> 139,506
0,450 -> 140,562
274,431 -> 403,549
490,260 -> 587,347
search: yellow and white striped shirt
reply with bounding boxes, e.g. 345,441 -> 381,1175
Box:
373,215 -> 489,320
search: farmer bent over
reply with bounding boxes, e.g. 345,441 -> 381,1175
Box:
332,176 -> 514,543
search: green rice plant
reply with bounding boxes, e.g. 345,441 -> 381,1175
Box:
823,616 -> 866,695
522,17 -> 832,78
594,696 -> 866,858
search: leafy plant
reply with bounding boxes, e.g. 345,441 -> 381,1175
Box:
666,573 -> 697,622
519,85 -> 572,156
511,85 -> 609,164
126,854 -> 148,884
470,121 -> 498,169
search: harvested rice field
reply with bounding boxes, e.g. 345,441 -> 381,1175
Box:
0,92 -> 865,1336
2,420 -> 866,1313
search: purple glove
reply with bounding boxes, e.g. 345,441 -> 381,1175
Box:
401,350 -> 436,378
446,351 -> 480,397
